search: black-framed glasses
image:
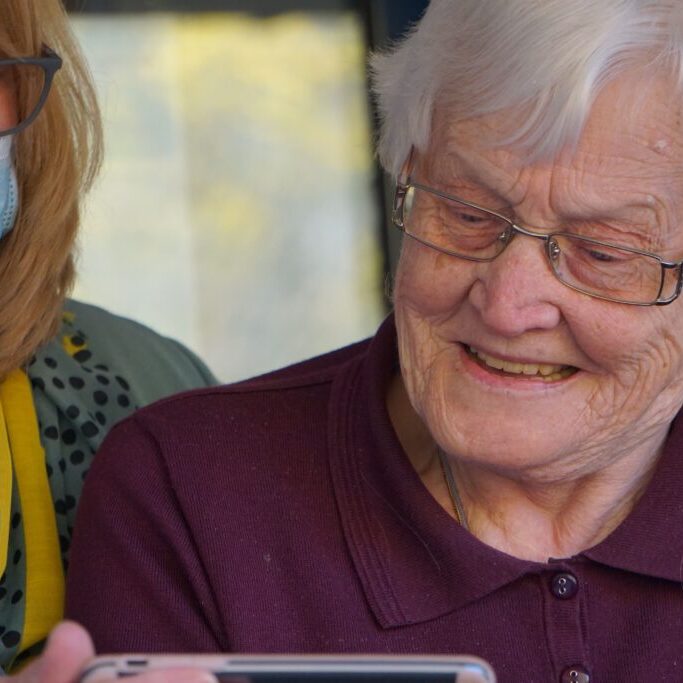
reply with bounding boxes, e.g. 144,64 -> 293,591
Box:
393,180 -> 683,306
0,45 -> 62,138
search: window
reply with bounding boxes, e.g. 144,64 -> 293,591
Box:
69,2 -> 384,380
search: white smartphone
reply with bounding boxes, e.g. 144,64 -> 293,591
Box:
78,654 -> 496,683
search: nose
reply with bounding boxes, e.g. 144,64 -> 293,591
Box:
468,233 -> 563,336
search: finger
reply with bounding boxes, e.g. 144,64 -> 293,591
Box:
14,621 -> 94,683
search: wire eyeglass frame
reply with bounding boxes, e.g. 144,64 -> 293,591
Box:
393,178 -> 683,306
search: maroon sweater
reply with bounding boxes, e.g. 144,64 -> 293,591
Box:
66,316 -> 683,683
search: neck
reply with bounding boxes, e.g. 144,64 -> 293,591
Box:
451,452 -> 658,561
387,373 -> 664,562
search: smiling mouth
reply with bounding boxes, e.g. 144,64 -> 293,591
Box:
465,346 -> 578,382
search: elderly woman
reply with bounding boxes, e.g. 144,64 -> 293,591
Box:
66,0 -> 683,681
0,1 -> 218,680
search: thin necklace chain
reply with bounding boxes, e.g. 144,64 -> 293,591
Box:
437,448 -> 468,530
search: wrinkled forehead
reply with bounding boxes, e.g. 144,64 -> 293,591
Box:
425,68 -> 683,182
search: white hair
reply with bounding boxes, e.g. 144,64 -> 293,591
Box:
371,0 -> 683,177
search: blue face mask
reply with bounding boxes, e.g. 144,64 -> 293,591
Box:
0,136 -> 18,240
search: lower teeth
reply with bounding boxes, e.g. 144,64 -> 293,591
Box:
540,369 -> 575,382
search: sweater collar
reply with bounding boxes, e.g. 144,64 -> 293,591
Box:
328,314 -> 683,628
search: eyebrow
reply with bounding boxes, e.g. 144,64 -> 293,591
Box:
425,160 -> 672,251
428,153 -> 665,227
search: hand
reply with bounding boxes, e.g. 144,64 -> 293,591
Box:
13,621 -> 218,683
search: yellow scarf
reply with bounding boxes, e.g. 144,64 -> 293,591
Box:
0,370 -> 63,657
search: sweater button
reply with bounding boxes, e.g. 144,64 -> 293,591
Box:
561,665 -> 590,683
551,572 -> 578,599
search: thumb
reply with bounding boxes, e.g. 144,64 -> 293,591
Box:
14,621 -> 95,683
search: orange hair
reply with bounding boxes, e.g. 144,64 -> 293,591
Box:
0,0 -> 103,379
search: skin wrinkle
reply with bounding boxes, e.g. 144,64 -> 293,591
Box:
452,134 -> 677,247
429,77 -> 683,250
547,305 -> 677,445
429,163 -> 669,252
389,68 -> 683,561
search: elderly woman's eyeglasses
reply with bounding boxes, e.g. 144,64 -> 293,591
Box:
0,45 -> 62,138
393,181 -> 683,306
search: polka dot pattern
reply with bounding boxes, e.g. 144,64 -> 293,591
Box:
4,313 -> 139,671
0,478 -> 28,669
0,301 -> 214,672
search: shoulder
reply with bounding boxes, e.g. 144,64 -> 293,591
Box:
96,335 -> 373,468
29,299 -> 217,453
63,299 -> 211,366
80,320 -> 394,545
53,299 -> 217,397
140,335 -> 370,424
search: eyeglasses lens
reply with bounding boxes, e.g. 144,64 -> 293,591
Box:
403,186 -> 508,261
0,63 -> 45,135
400,186 -> 669,304
549,234 -> 663,304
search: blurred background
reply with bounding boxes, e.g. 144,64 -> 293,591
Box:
65,0 -> 428,381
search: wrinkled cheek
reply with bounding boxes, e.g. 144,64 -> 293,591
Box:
394,251 -> 432,389
394,241 -> 469,318
586,356 -> 683,432
626,345 -> 683,423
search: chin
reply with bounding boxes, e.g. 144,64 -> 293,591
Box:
427,401 -> 584,476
